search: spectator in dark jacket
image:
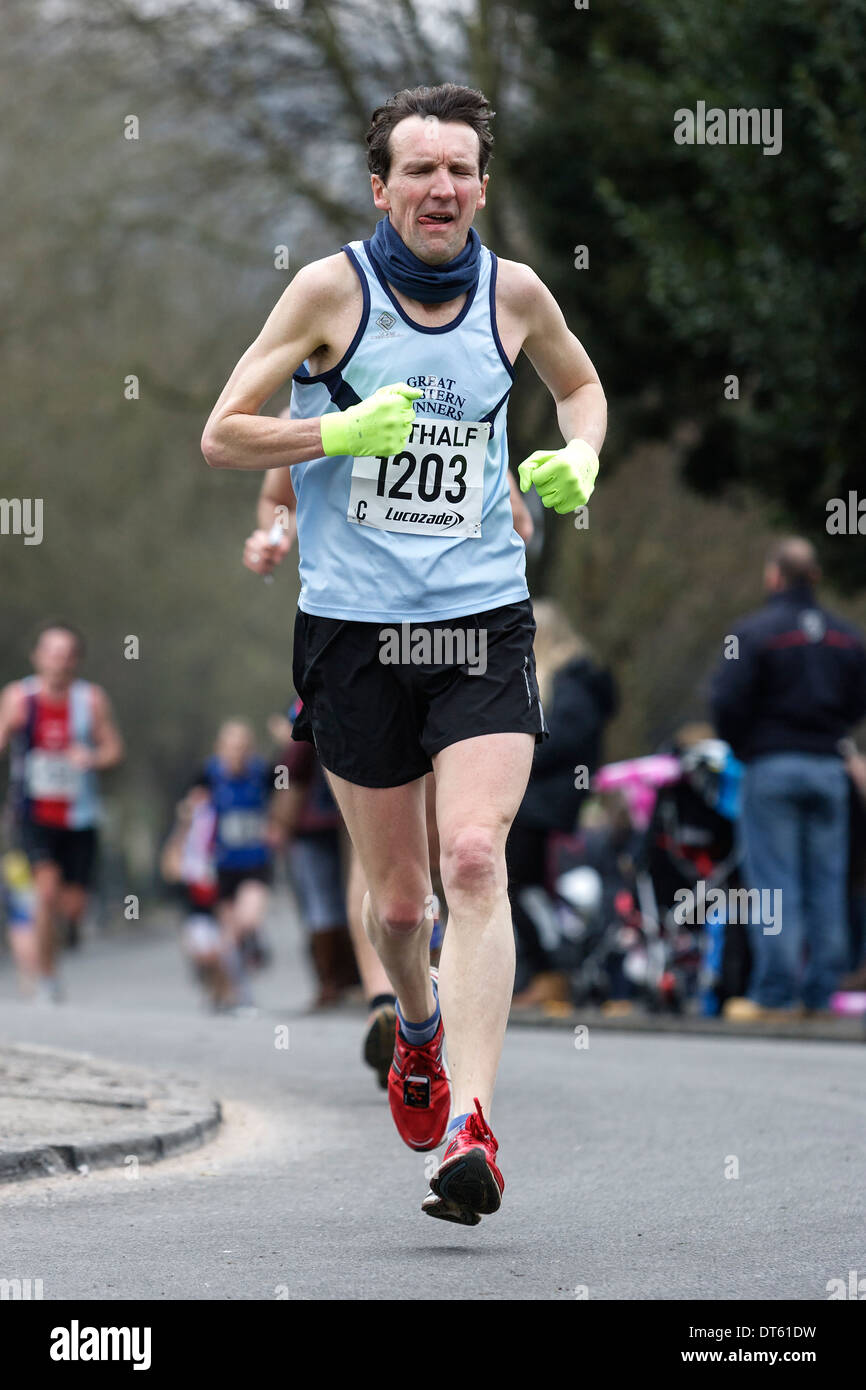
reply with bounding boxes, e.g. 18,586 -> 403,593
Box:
508,598 -> 618,1004
710,538 -> 866,1016
840,741 -> 866,988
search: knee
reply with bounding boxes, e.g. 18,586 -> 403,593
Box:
375,895 -> 429,939
34,874 -> 61,909
236,883 -> 266,921
440,826 -> 501,899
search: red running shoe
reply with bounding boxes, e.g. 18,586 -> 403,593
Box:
388,1014 -> 451,1152
421,1097 -> 504,1224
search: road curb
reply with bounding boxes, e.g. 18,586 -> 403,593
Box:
0,1043 -> 221,1185
507,1008 -> 866,1043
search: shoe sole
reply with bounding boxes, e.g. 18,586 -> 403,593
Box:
362,1005 -> 397,1090
421,1192 -> 482,1226
427,1146 -> 502,1219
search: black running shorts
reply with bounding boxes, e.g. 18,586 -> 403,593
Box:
216,864 -> 273,903
291,599 -> 549,788
20,821 -> 98,888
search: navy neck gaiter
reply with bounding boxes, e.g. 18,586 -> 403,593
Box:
367,215 -> 481,305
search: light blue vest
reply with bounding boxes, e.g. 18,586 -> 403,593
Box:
289,238 -> 529,622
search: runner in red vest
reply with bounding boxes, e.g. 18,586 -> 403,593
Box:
0,624 -> 124,1001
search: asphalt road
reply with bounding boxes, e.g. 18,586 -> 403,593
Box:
1,901 -> 863,1301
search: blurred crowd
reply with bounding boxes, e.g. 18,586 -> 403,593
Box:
2,535 -> 865,1025
506,538 -> 866,1022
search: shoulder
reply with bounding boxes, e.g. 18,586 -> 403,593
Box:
824,607 -> 865,644
493,258 -> 549,312
728,605 -> 771,638
288,252 -> 361,309
493,258 -> 565,347
266,253 -> 362,350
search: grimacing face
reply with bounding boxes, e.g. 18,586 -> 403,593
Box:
371,114 -> 488,266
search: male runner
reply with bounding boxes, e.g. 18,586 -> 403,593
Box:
203,83 -> 606,1224
0,623 -> 124,1001
244,412 -> 534,1082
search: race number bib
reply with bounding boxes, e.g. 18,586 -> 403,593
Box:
219,810 -> 267,848
347,418 -> 489,538
24,750 -> 82,801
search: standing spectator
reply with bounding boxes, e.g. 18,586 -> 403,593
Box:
508,598 -> 618,1006
710,539 -> 866,1017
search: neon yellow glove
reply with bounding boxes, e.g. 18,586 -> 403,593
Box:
319,382 -> 423,457
517,439 -> 599,514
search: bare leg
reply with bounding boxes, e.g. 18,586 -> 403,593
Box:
59,883 -> 88,942
323,770 -> 434,1025
342,782 -> 443,1007
31,862 -> 61,978
9,928 -> 40,992
433,733 -> 534,1118
232,880 -> 269,940
214,896 -> 253,1005
215,897 -> 237,945
343,838 -> 394,1006
186,943 -> 235,1007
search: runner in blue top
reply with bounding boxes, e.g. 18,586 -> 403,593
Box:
203,84 -> 606,1225
192,720 -> 275,985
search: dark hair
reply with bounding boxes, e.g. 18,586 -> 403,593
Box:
366,84 -> 494,182
32,620 -> 86,658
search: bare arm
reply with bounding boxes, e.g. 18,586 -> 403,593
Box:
85,687 -> 125,771
257,463 -> 297,537
159,826 -> 185,883
256,410 -> 298,539
201,258 -> 347,472
514,266 -> 607,454
242,416 -> 298,576
0,683 -> 26,758
842,746 -> 866,803
507,470 -> 534,543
